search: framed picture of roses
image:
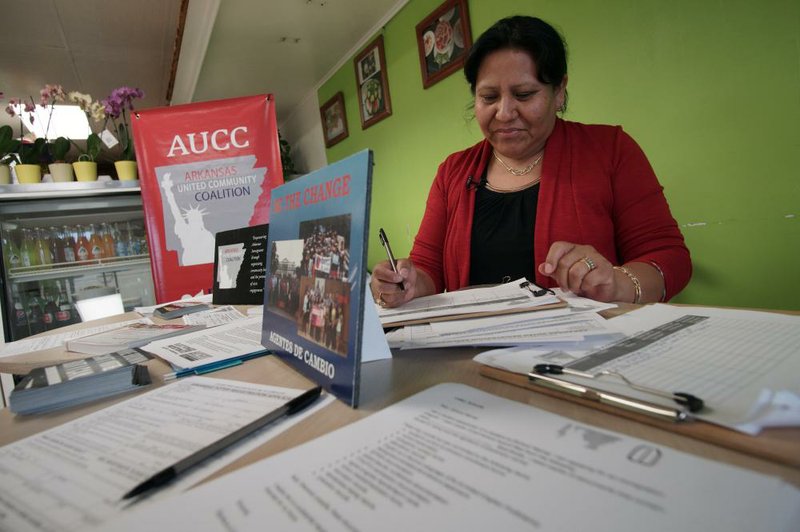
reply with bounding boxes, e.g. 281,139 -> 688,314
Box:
320,92 -> 349,148
354,35 -> 392,129
415,0 -> 473,89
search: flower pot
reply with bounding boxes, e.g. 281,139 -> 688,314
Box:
0,165 -> 10,185
49,162 -> 75,182
15,164 -> 42,184
73,161 -> 98,182
114,160 -> 138,181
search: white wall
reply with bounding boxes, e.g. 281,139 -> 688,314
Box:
278,91 -> 328,176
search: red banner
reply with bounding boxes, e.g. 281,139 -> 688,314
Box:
132,95 -> 283,302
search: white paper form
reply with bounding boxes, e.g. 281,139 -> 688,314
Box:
598,304 -> 800,432
143,316 -> 266,369
0,378 -> 324,532
0,318 -> 144,360
377,278 -> 561,326
181,305 -> 247,327
104,383 -> 800,532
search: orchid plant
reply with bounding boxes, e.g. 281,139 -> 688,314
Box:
67,91 -> 105,162
3,84 -> 69,164
102,87 -> 144,161
0,92 -> 21,165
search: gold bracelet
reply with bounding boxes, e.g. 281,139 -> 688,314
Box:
648,260 -> 667,302
614,265 -> 642,304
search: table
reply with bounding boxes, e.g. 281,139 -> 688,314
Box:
1,310 -> 798,491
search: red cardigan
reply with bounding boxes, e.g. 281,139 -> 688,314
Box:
409,119 -> 692,300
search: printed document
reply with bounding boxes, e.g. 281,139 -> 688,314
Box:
105,383 -> 800,532
0,318 -> 144,360
0,378 -> 327,532
377,278 -> 561,326
143,316 -> 266,369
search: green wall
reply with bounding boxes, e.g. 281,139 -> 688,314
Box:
319,0 -> 800,311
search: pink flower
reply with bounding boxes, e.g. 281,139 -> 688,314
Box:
39,84 -> 66,106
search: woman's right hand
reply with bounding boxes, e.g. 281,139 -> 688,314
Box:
370,258 -> 423,308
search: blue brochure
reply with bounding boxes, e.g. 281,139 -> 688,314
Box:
260,149 -> 386,407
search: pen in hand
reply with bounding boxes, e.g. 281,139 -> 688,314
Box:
121,386 -> 323,500
378,228 -> 405,290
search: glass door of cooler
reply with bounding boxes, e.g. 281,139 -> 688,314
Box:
0,191 -> 156,342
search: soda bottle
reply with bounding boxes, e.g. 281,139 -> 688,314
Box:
41,284 -> 58,331
55,280 -> 78,326
27,290 -> 46,335
35,228 -> 53,268
127,221 -> 142,255
114,222 -> 129,257
89,223 -> 105,260
20,229 -> 39,268
75,224 -> 90,262
49,226 -> 66,264
61,226 -> 77,263
11,285 -> 30,339
2,229 -> 21,272
101,222 -> 116,258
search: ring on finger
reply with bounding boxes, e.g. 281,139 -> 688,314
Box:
581,257 -> 596,272
377,291 -> 387,307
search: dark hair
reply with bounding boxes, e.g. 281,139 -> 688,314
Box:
464,16 -> 568,100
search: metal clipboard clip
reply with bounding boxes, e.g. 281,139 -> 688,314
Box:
528,364 -> 704,422
519,280 -> 555,298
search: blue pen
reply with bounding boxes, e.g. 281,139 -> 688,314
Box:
163,350 -> 270,381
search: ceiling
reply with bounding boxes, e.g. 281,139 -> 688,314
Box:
0,0 -> 404,134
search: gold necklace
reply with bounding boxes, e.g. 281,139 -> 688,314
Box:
493,150 -> 544,176
485,175 -> 541,193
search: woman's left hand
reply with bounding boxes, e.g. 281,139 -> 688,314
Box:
538,241 -> 618,302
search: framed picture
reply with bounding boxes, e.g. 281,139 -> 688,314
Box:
320,92 -> 349,148
354,35 -> 392,129
415,0 -> 473,89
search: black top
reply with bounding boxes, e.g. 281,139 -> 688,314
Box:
469,176 -> 539,286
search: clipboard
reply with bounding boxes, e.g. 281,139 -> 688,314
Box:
480,364 -> 800,468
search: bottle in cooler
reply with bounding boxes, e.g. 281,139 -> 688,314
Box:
75,224 -> 90,262
101,222 -> 115,258
89,223 -> 105,260
61,226 -> 77,263
20,228 -> 39,267
49,225 -> 66,264
114,222 -> 129,257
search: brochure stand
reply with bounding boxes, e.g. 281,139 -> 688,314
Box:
260,150 -> 390,407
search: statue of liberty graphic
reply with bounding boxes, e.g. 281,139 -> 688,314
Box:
161,173 -> 215,266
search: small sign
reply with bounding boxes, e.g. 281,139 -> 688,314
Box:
212,224 -> 269,305
100,129 -> 119,149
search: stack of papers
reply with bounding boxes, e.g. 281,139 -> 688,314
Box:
66,320 -> 204,355
385,282 -> 621,350
377,278 -> 564,327
9,348 -> 152,415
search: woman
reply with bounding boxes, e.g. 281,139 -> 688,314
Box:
371,16 -> 691,307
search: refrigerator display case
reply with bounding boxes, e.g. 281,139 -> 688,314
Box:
0,181 -> 156,342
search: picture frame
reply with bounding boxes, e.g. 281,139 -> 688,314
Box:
320,92 -> 349,148
354,35 -> 392,129
415,0 -> 473,89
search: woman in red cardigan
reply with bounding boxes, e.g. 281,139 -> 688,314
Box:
371,16 -> 691,307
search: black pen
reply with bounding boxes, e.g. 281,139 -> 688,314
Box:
121,386 -> 323,500
378,227 -> 405,290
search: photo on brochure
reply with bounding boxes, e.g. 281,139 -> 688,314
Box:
267,214 -> 352,357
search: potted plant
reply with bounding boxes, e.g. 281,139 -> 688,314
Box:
68,91 -> 106,182
0,124 -> 20,185
102,87 -> 144,181
15,138 -> 47,184
48,136 -> 74,182
4,84 -> 66,184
